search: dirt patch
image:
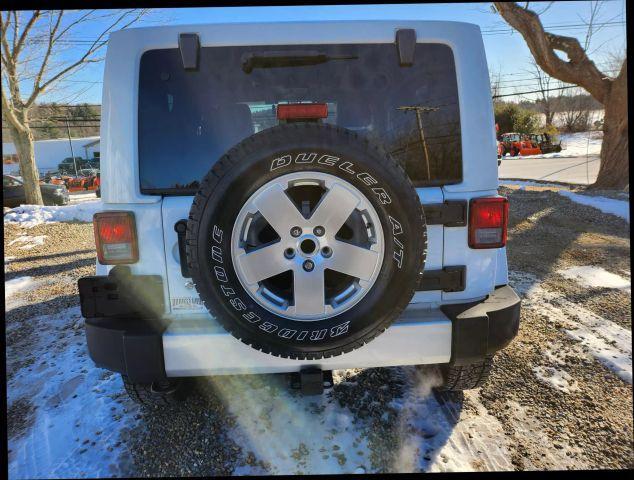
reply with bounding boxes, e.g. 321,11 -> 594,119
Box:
486,187 -> 633,469
7,397 -> 37,440
4,222 -> 95,381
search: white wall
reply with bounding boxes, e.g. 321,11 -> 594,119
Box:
2,136 -> 100,175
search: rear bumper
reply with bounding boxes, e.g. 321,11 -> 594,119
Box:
80,273 -> 520,381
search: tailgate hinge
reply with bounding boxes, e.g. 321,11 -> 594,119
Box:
178,33 -> 200,70
424,200 -> 467,227
175,220 -> 191,278
418,266 -> 466,292
395,29 -> 416,66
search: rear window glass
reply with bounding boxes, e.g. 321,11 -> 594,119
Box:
138,43 -> 462,193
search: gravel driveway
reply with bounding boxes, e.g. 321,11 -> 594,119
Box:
5,188 -> 632,476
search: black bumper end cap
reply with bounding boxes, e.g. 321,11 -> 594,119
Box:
441,285 -> 521,366
85,316 -> 167,384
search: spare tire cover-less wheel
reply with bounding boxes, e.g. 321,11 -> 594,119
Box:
186,123 -> 426,360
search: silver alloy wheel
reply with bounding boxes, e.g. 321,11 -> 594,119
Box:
231,171 -> 385,321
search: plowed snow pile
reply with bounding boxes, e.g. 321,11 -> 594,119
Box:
4,200 -> 102,228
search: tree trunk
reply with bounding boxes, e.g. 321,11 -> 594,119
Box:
544,107 -> 554,127
8,122 -> 44,205
593,74 -> 628,189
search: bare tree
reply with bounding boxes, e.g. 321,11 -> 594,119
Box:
489,66 -> 503,101
493,2 -> 627,189
1,10 -> 147,204
555,85 -> 592,132
524,57 -> 556,127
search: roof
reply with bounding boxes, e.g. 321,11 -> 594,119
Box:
83,139 -> 100,148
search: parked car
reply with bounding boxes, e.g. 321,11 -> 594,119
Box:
78,20 -> 521,408
78,168 -> 100,177
3,174 -> 69,207
58,156 -> 93,175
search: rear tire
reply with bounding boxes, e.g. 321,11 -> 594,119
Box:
122,375 -> 192,409
438,355 -> 494,391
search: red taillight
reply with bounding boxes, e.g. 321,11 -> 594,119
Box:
469,197 -> 509,249
277,103 -> 328,120
93,211 -> 139,264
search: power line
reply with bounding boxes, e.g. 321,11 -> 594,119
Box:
493,85 -> 579,99
20,20 -> 625,46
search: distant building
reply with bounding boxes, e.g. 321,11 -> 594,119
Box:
2,136 -> 100,175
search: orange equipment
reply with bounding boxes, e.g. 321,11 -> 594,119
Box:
498,132 -> 541,157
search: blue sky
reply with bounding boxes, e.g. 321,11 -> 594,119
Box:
34,1 -> 627,104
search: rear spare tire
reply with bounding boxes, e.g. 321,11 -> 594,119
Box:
186,123 -> 426,359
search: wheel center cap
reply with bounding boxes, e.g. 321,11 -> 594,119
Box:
298,234 -> 320,257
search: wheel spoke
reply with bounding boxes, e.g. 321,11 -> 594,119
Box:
253,183 -> 305,238
292,267 -> 326,316
309,182 -> 360,234
234,243 -> 289,284
327,240 -> 380,281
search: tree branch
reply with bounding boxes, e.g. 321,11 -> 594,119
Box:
11,11 -> 18,50
53,9 -> 95,43
493,2 -> 610,104
25,11 -> 63,106
13,10 -> 41,60
26,9 -> 146,106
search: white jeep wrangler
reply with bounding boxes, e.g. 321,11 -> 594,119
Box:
78,20 -> 521,407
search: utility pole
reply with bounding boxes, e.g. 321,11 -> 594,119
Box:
397,106 -> 439,181
65,116 -> 78,176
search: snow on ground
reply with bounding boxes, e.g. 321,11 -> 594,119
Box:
4,200 -> 102,228
390,369 -> 513,472
499,179 -> 629,223
5,255 -> 17,272
557,190 -> 629,223
221,374 -> 372,475
555,132 -> 602,157
5,276 -> 43,311
7,306 -> 141,479
532,365 -> 579,393
8,235 -> 48,250
7,307 -> 514,477
69,192 -> 99,204
499,180 -> 570,190
511,270 -> 632,384
558,266 -> 630,291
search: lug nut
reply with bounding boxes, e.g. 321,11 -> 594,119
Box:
313,225 -> 325,237
284,248 -> 296,259
290,226 -> 302,237
303,260 -> 315,272
321,246 -> 332,258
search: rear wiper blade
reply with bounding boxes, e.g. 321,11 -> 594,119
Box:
241,50 -> 358,73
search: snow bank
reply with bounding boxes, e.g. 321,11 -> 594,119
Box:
558,132 -> 602,157
558,266 -> 630,291
557,190 -> 629,222
4,200 -> 102,228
